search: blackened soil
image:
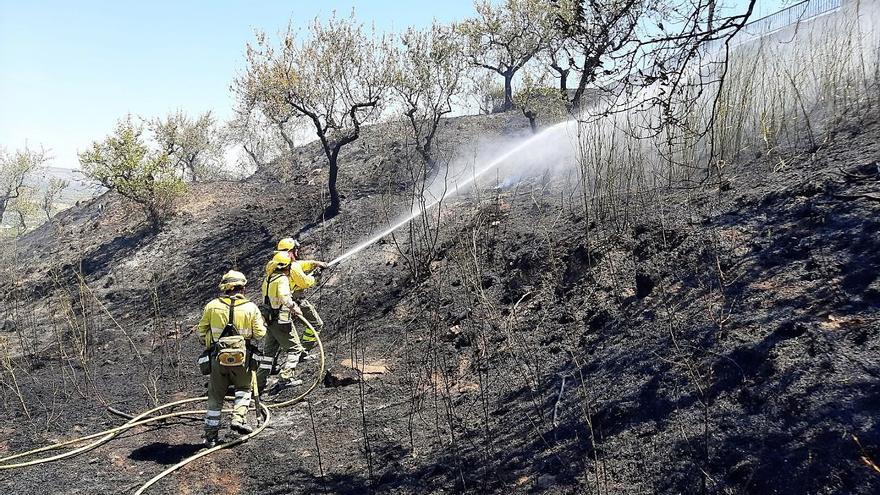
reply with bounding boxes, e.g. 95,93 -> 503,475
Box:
1,113 -> 879,494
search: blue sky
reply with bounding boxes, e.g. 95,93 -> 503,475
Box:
1,0 -> 783,169
0,1 -> 475,168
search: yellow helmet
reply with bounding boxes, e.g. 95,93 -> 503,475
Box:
219,270 -> 247,291
270,251 -> 292,270
277,237 -> 300,251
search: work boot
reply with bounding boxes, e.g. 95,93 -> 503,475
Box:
231,418 -> 253,435
266,378 -> 303,396
203,429 -> 220,449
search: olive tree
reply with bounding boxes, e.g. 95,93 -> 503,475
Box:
150,110 -> 224,181
553,0 -> 645,111
237,13 -> 392,218
542,9 -> 578,95
233,65 -> 301,157
466,71 -> 505,114
461,0 -> 552,112
79,117 -> 185,228
554,0 -> 756,113
224,100 -> 285,173
7,186 -> 38,232
390,22 -> 467,169
0,147 -> 48,228
513,69 -> 567,133
41,177 -> 69,221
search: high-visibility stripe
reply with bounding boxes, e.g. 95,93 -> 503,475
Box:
205,418 -> 220,427
206,410 -> 221,417
259,364 -> 273,369
198,355 -> 210,364
234,391 -> 251,398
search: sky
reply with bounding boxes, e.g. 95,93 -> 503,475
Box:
0,0 -> 787,169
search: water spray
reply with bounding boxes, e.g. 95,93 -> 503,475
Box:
327,119 -> 577,267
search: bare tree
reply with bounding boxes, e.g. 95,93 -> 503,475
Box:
237,13 -> 392,218
390,22 -> 467,169
555,0 -> 758,115
461,0 -> 552,112
0,147 -> 48,227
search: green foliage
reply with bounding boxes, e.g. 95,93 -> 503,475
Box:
42,177 -> 69,221
513,70 -> 568,132
0,147 -> 48,233
390,22 -> 467,167
460,0 -> 552,111
150,110 -> 225,181
236,11 -> 393,216
79,117 -> 185,227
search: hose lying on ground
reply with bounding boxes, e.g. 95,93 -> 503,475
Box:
0,398 -> 211,470
133,401 -> 272,495
0,316 -> 325,495
132,317 -> 326,494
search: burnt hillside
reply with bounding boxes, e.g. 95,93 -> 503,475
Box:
1,112 -> 879,494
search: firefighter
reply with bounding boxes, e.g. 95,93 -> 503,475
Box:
267,238 -> 328,358
196,270 -> 266,448
257,251 -> 307,394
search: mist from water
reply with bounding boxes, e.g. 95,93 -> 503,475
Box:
328,118 -> 580,266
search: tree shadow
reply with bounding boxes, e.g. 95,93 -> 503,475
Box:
80,226 -> 158,279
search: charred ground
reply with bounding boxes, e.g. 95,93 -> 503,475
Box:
0,112 -> 878,494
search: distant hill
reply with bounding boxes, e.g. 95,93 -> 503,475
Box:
0,166 -> 103,230
37,166 -> 105,208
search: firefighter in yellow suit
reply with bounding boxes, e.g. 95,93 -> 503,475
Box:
258,251 -> 308,394
197,270 -> 266,447
266,238 -> 328,357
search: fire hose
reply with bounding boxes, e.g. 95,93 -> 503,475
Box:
0,315 -> 326,495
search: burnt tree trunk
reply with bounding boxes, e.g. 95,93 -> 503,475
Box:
522,108 -> 538,134
551,64 -> 570,94
326,148 -> 341,218
501,72 -> 514,112
570,55 -> 602,112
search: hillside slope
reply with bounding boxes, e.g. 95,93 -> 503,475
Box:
0,113 -> 878,494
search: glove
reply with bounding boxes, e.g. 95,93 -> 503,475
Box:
292,304 -> 304,317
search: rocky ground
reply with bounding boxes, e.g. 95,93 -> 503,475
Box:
0,111 -> 878,494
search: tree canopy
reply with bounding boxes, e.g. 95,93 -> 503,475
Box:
0,147 -> 48,230
461,0 -> 552,112
79,117 -> 185,228
390,22 -> 467,169
237,12 -> 392,217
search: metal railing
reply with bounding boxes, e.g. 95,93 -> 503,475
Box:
741,0 -> 842,37
706,0 -> 843,52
